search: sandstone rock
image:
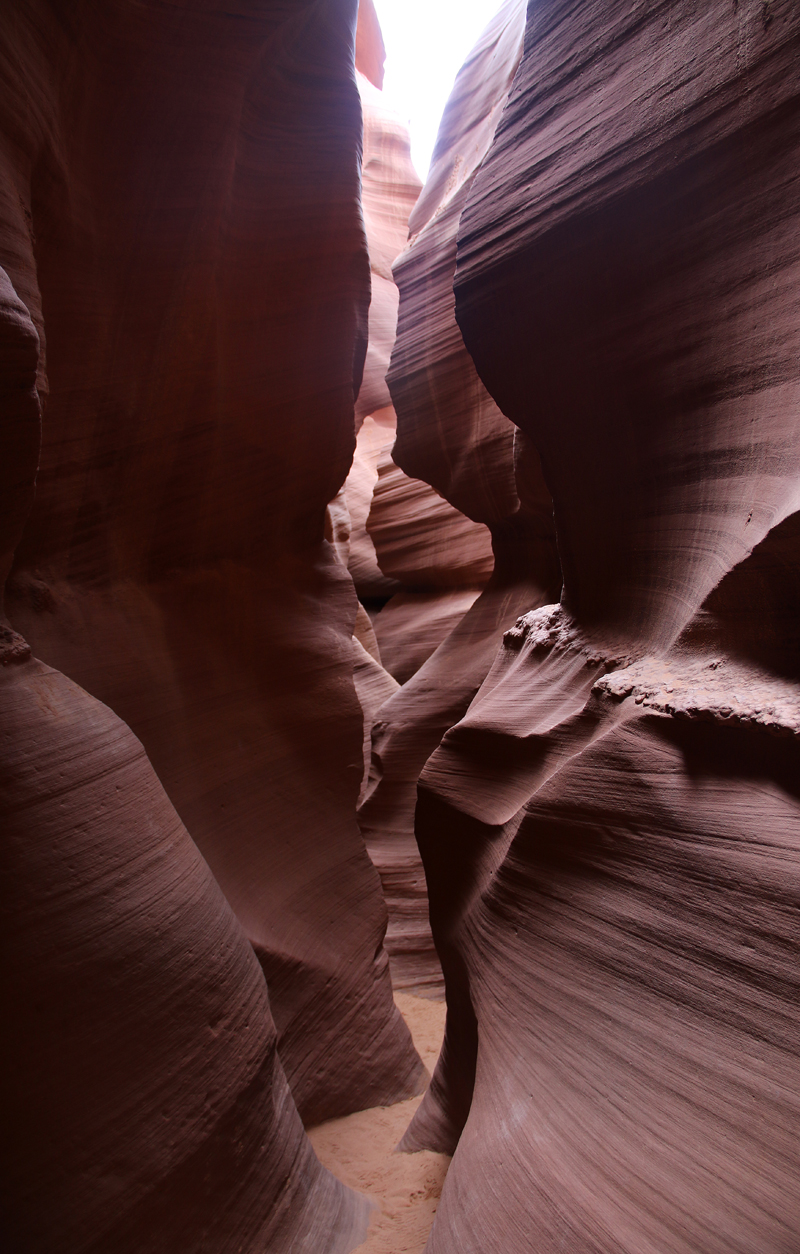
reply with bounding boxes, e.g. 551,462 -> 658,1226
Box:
357,0 -> 560,990
389,0 -> 530,527
405,4 -> 800,1249
352,630 -> 400,802
368,453 -> 495,593
355,0 -> 386,92
371,588 -> 483,688
2,0 -> 422,1128
355,72 -> 421,429
0,267 -> 369,1253
339,408 -> 401,598
337,59 -> 420,602
348,59 -> 496,685
1,661 -> 372,1254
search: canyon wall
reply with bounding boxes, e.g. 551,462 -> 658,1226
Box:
0,258 -> 370,1252
1,0 -> 423,1129
0,1 -> 420,1248
5,0 -> 800,1249
358,0 -> 561,990
343,67 -> 495,688
405,2 -> 800,1251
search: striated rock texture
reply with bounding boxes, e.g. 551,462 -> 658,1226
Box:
336,62 -> 420,601
365,452 -> 497,684
0,267 -> 370,1253
354,70 -> 420,429
345,51 -> 497,692
345,51 -> 493,691
1,0 -> 423,1131
405,3 -> 800,1252
357,0 -> 560,990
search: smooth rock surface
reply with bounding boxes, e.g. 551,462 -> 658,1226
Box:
371,588 -> 483,688
355,72 -> 421,429
0,265 -> 369,1253
358,0 -> 560,989
1,658 -> 371,1254
406,4 -> 800,1250
368,455 -> 495,594
1,0 -> 422,1127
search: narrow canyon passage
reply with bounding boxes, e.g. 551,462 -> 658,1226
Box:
1,2 -> 799,1253
309,995 -> 449,1253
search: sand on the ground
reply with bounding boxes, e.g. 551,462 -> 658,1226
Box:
307,992 -> 449,1253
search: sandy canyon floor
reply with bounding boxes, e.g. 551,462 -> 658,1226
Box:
308,993 -> 449,1253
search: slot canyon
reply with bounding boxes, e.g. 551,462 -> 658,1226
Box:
1,0 -> 799,1251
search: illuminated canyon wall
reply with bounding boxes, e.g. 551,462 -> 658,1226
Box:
2,1 -> 799,1251
402,2 -> 800,1252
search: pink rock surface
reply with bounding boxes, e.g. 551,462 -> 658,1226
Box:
0,267 -> 369,1252
404,3 -> 800,1250
389,0 -> 529,527
354,0 -> 386,92
349,34 -> 495,699
1,0 -> 422,1132
371,588 -> 483,688
357,0 -> 560,990
355,72 -> 421,429
368,453 -> 495,593
339,408 -> 401,598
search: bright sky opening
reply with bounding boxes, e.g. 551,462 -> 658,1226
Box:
372,0 -> 506,180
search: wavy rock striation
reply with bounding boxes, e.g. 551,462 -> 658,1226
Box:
358,0 -> 560,991
345,66 -> 494,680
0,266 -> 370,1253
404,3 -> 800,1251
1,0 -> 423,1130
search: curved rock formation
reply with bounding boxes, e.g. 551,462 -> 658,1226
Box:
357,0 -> 560,990
0,267 -> 370,1254
405,3 -> 800,1250
365,454 -> 496,684
345,53 -> 497,694
355,71 -> 420,429
337,63 -> 421,602
1,0 -> 422,1128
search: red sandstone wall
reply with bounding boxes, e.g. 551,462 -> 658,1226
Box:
357,0 -> 561,990
405,2 -> 800,1250
2,0 -> 423,1129
0,1 -> 422,1247
0,255 -> 371,1251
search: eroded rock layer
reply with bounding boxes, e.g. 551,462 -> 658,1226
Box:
358,0 -> 560,990
0,268 -> 369,1254
1,0 -> 422,1132
405,3 -> 800,1250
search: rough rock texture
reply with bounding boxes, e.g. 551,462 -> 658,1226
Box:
405,3 -> 800,1251
0,267 -> 370,1254
357,0 -> 560,990
1,0 -> 423,1130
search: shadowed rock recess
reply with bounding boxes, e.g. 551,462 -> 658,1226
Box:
2,1 -> 799,1252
